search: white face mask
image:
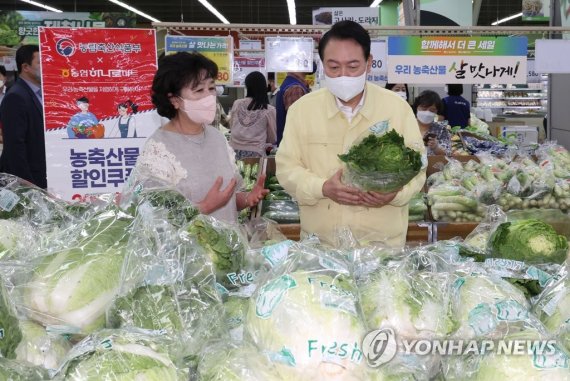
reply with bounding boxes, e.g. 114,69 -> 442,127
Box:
179,94 -> 217,125
395,91 -> 407,100
324,71 -> 367,102
0,80 -> 4,88
417,110 -> 436,124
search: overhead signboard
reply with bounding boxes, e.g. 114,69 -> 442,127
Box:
312,7 -> 380,25
165,35 -> 234,85
387,36 -> 528,84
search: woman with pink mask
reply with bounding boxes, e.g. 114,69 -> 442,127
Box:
131,52 -> 267,223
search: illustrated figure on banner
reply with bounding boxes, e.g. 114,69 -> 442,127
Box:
66,96 -> 103,139
108,100 -> 139,138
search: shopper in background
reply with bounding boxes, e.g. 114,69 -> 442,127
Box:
213,85 -> 229,134
229,71 -> 276,159
413,90 -> 451,156
276,20 -> 426,248
442,83 -> 471,129
0,65 -> 6,145
275,63 -> 315,146
131,52 -> 267,223
0,65 -> 7,106
0,44 -> 47,189
385,83 -> 410,103
267,72 -> 278,107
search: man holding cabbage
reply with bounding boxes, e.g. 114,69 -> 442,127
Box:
276,20 -> 426,247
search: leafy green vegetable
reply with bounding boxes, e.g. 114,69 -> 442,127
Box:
15,320 -> 71,370
197,342 -> 284,380
246,272 -> 370,380
0,357 -> 48,381
187,216 -> 245,288
22,210 -> 133,334
0,279 -> 22,359
108,285 -> 183,333
359,269 -> 456,338
489,219 -> 568,263
129,188 -> 199,227
60,330 -> 185,380
338,130 -> 422,192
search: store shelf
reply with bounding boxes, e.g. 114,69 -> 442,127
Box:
477,97 -> 544,100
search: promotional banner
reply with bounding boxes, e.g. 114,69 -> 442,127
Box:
387,36 -> 528,84
233,56 -> 266,86
265,37 -> 314,72
164,36 -> 234,84
0,11 -> 136,45
367,40 -> 388,85
312,7 -> 380,25
522,0 -> 550,21
40,27 -> 157,201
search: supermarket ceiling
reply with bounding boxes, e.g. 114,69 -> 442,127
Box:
0,0 -> 539,27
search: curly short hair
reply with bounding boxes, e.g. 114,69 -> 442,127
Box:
151,52 -> 218,119
413,90 -> 443,115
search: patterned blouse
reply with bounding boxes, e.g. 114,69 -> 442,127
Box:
424,121 -> 452,156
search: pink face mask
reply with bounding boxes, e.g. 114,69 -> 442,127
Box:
178,94 -> 217,125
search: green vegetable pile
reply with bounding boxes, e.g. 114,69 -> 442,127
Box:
339,130 -> 422,192
489,219 -> 568,264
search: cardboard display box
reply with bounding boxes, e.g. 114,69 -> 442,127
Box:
432,222 -> 478,241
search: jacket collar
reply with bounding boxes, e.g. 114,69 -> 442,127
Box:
325,82 -> 374,122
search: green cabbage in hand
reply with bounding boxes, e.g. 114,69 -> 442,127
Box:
338,130 -> 422,192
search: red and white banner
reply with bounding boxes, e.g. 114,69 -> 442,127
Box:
40,27 -> 158,201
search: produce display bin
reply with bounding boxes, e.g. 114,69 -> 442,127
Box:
432,222 -> 478,241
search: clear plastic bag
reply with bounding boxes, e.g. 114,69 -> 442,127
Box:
53,329 -> 188,380
245,242 -> 374,381
339,130 -> 423,192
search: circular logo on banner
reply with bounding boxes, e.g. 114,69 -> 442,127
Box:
56,38 -> 76,57
362,328 -> 398,368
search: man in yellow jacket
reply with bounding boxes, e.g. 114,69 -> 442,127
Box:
276,20 -> 426,248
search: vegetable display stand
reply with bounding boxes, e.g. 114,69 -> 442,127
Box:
426,155 -> 479,177
406,222 -> 432,245
432,222 -> 478,242
277,223 -> 301,241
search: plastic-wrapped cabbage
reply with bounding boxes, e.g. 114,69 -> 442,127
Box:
339,130 -> 423,192
0,357 -> 48,381
15,320 -> 72,370
469,331 -> 570,381
0,278 -> 22,359
17,209 -> 133,334
0,173 -> 79,230
451,274 -> 534,339
359,268 -> 455,339
0,220 -> 31,260
55,329 -> 187,380
489,219 -> 568,264
125,187 -> 199,228
186,215 -> 246,289
246,245 -> 371,381
224,295 -> 249,342
533,272 -> 570,350
197,341 -> 284,380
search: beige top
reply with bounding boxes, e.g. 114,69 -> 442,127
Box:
229,98 -> 277,155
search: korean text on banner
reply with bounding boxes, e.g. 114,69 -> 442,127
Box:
367,40 -> 388,84
233,57 -> 266,86
165,35 -> 234,84
387,36 -> 528,84
40,27 -> 157,201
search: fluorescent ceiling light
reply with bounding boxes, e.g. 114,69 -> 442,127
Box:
198,0 -> 230,24
20,0 -> 62,12
370,0 -> 382,7
287,0 -> 297,25
108,0 -> 161,23
491,12 -> 523,25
